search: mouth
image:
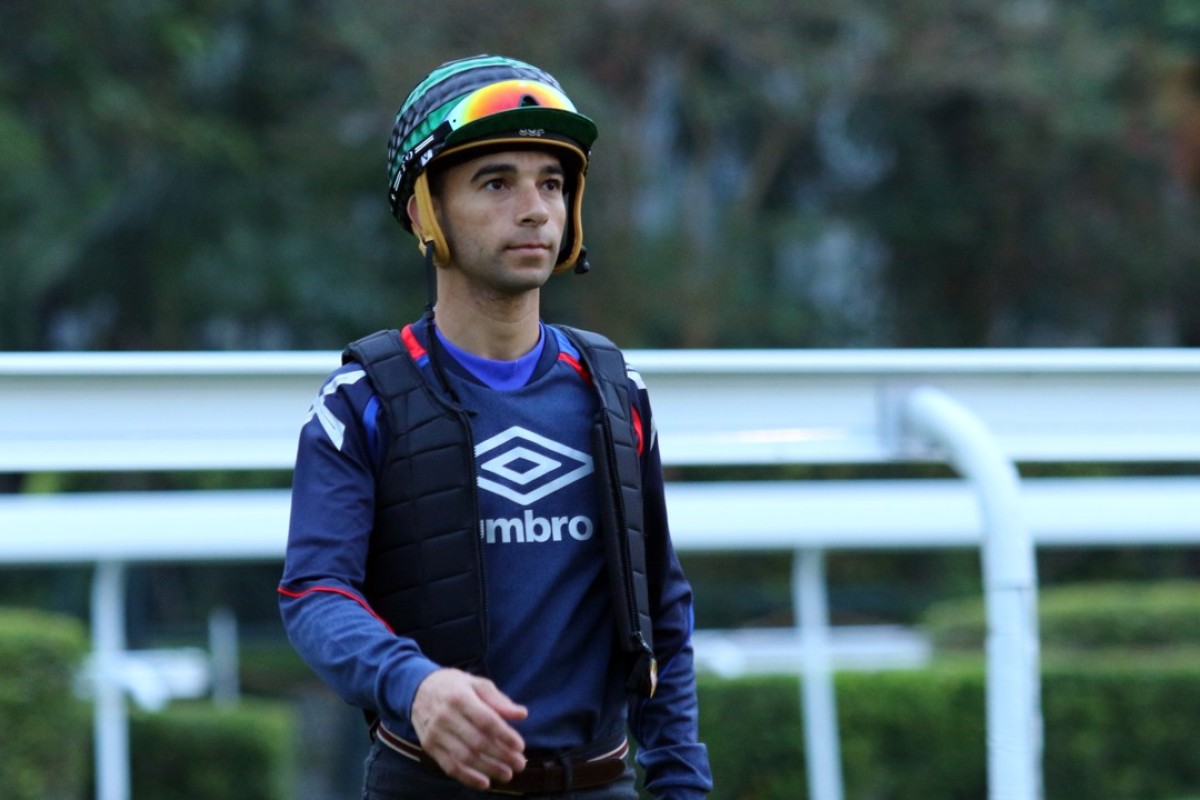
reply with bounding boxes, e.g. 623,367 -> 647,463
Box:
505,242 -> 553,253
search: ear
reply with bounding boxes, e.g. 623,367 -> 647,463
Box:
406,193 -> 425,238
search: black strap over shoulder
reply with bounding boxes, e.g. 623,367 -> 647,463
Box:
555,326 -> 657,697
343,329 -> 408,375
343,329 -> 488,675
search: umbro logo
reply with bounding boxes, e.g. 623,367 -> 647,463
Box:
474,426 -> 594,505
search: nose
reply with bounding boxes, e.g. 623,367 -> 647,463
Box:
517,180 -> 549,227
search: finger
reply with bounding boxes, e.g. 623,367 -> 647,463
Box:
437,734 -> 521,788
454,712 -> 525,773
420,728 -> 499,789
428,693 -> 525,776
473,678 -> 529,721
443,761 -> 493,791
474,749 -> 522,784
463,678 -> 527,757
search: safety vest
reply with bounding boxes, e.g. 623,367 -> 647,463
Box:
342,325 -> 657,698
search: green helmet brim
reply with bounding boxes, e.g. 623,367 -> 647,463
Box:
443,106 -> 597,155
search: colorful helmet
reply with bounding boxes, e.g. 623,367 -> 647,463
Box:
387,55 -> 598,273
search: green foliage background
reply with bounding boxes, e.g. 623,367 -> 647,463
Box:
0,608 -> 88,800
3,0 -> 1200,352
697,662 -> 1200,800
128,702 -> 295,800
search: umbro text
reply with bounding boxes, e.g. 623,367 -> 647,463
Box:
479,510 -> 595,544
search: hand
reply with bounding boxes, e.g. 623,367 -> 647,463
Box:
411,668 -> 528,789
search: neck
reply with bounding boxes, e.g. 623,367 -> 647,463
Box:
432,291 -> 541,361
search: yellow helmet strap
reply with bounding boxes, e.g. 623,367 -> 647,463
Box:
411,172 -> 450,267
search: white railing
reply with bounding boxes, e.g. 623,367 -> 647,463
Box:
4,348 -> 1200,800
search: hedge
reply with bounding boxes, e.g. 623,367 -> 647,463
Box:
924,580 -> 1200,652
0,607 -> 89,800
0,606 -> 295,800
128,701 -> 295,800
12,585 -> 1200,800
695,582 -> 1200,799
695,659 -> 1200,800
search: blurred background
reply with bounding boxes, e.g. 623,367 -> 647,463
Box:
4,0 -> 1200,353
4,1 -> 1200,799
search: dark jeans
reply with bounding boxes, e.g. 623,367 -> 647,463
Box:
361,740 -> 639,800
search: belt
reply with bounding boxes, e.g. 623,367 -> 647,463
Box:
375,723 -> 629,795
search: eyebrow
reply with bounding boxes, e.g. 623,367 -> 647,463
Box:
470,160 -> 565,183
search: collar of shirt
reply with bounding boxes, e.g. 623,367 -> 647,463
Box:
434,322 -> 547,391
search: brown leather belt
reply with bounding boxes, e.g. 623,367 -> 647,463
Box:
375,723 -> 629,795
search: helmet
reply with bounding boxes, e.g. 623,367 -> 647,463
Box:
387,55 -> 598,273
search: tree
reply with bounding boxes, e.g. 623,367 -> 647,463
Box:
2,0 -> 1197,351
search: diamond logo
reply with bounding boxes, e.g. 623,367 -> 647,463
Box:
475,426 -> 594,505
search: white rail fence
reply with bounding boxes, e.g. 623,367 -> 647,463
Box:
3,348 -> 1200,800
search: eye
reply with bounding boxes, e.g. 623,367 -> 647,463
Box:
542,176 -> 564,193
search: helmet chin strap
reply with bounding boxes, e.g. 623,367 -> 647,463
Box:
418,236 -> 460,403
410,172 -> 450,319
421,239 -> 437,319
412,171 -> 450,265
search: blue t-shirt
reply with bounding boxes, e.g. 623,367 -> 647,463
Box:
433,324 -> 544,391
437,325 -> 626,746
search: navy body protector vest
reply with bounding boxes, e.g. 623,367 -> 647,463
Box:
342,325 -> 657,699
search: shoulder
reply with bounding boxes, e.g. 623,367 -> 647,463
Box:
551,325 -> 648,392
315,362 -> 373,403
550,324 -> 615,354
301,362 -> 380,452
623,359 -> 648,394
343,325 -> 429,374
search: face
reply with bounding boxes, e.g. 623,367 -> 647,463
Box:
425,148 -> 568,297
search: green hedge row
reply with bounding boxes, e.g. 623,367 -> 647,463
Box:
698,582 -> 1200,799
129,702 -> 294,800
13,585 -> 1200,800
925,580 -> 1200,652
0,607 -> 294,800
0,608 -> 89,800
696,659 -> 1200,800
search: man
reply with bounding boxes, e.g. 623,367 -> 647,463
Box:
278,55 -> 712,799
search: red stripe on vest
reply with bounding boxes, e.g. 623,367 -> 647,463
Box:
400,324 -> 426,361
559,351 -> 590,382
559,351 -> 642,456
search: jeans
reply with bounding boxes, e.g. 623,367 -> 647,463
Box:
361,739 -> 639,800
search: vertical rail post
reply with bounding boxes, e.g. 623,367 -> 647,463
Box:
795,548 -> 844,800
902,386 -> 1043,800
209,606 -> 241,706
92,561 -> 130,800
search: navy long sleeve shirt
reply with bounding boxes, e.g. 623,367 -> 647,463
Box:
279,318 -> 712,798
